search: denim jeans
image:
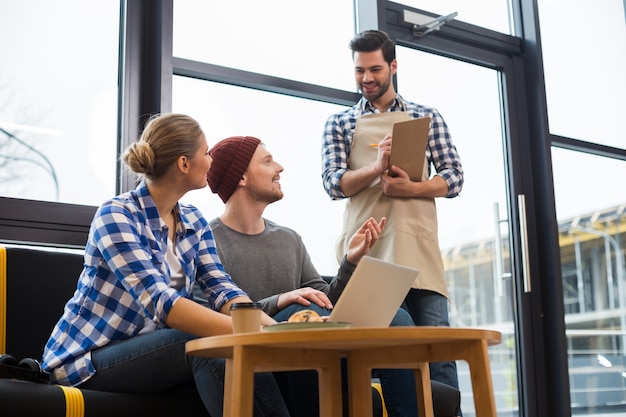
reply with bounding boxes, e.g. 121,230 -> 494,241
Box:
273,304 -> 419,417
403,288 -> 461,390
78,328 -> 290,417
379,308 -> 419,417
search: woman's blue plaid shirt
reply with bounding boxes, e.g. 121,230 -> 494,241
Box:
42,180 -> 247,386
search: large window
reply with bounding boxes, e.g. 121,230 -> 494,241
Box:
173,0 -> 356,91
552,148 -> 626,414
172,4 -> 519,413
539,0 -> 626,148
0,0 -> 120,205
173,76 -> 346,274
396,0 -> 514,34
395,46 -> 517,414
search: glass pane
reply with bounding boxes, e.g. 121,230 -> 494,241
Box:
0,0 -> 119,205
396,46 -> 518,416
173,76 -> 346,275
396,0 -> 513,34
552,148 -> 626,415
539,0 -> 626,148
173,0 -> 357,91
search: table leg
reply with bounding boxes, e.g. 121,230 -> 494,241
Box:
315,355 -> 343,417
346,352 -> 374,417
244,347 -> 344,417
224,346 -> 256,417
465,340 -> 497,417
349,347 -> 436,417
414,362 -> 434,417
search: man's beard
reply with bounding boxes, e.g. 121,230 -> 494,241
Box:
361,76 -> 391,102
248,185 -> 283,205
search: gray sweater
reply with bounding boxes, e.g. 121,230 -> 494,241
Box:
207,217 -> 355,316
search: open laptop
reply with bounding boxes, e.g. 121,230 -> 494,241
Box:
328,256 -> 418,327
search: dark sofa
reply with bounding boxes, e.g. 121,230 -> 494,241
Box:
0,245 -> 209,417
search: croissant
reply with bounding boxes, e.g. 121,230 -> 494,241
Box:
287,309 -> 323,323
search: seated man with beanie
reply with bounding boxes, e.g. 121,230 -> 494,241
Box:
197,135 -> 420,417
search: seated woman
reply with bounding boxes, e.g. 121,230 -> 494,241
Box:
42,113 -> 290,417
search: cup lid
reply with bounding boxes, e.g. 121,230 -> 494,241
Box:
230,302 -> 263,310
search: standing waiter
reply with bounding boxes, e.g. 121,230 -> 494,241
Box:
321,29 -> 464,394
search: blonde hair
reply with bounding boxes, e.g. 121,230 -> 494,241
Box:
123,113 -> 203,180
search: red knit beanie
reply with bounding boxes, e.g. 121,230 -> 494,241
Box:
208,136 -> 261,203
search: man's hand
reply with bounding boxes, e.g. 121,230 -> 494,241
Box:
346,216 -> 386,264
381,165 -> 449,198
380,165 -> 414,197
277,288 -> 333,310
339,134 -> 392,197
373,134 -> 392,174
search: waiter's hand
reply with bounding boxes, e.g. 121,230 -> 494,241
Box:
374,134 -> 392,174
381,166 -> 450,198
339,134 -> 392,197
381,165 -> 416,197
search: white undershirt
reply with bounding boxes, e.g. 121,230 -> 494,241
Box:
139,238 -> 184,334
166,237 -> 184,291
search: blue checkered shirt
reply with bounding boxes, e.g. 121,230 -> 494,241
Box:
42,180 -> 247,386
321,95 -> 463,199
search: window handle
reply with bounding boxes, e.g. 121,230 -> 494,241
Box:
518,194 -> 531,293
493,202 -> 511,297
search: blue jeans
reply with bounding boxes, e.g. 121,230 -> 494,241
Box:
274,304 -> 419,417
403,288 -> 461,390
379,308 -> 419,417
78,328 -> 290,417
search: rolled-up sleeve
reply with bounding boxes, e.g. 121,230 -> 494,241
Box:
321,112 -> 356,200
193,223 -> 248,311
427,108 -> 464,197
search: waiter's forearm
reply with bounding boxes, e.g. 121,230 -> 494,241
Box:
339,163 -> 383,196
409,175 -> 449,198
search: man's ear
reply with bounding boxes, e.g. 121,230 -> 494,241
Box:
238,172 -> 247,186
390,59 -> 398,75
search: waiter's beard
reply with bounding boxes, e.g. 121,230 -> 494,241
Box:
360,77 -> 392,102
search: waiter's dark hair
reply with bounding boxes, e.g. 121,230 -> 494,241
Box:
349,30 -> 396,65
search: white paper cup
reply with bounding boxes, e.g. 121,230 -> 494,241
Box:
230,302 -> 263,333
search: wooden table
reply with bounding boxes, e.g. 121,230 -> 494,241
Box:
186,326 -> 501,417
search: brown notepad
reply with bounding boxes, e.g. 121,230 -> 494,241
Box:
389,116 -> 431,181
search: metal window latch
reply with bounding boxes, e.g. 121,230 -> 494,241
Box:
403,10 -> 458,38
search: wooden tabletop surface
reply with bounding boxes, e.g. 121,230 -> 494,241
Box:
186,326 -> 502,357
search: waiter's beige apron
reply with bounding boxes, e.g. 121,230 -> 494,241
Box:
336,111 -> 447,297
